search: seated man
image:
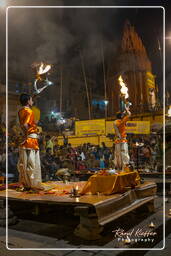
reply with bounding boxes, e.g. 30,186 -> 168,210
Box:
42,148 -> 57,180
45,135 -> 54,155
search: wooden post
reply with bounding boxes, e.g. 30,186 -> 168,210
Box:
60,67 -> 63,113
74,206 -> 103,240
101,41 -> 107,119
79,49 -> 91,120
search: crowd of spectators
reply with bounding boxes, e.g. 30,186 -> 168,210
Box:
0,120 -> 164,183
128,134 -> 163,172
40,116 -> 76,134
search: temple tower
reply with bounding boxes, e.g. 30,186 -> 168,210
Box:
107,21 -> 157,115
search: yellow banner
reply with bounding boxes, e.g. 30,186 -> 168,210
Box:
106,121 -> 150,134
126,121 -> 150,134
106,121 -> 115,134
75,119 -> 105,136
76,119 -> 150,136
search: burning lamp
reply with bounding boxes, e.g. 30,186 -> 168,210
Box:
118,75 -> 132,112
169,209 -> 171,216
149,222 -> 155,228
168,106 -> 171,117
32,62 -> 54,95
124,236 -> 131,244
71,186 -> 80,197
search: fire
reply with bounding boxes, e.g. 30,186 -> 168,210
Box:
149,222 -> 155,228
168,105 -> 171,117
32,61 -> 54,95
37,62 -> 51,75
118,75 -> 129,99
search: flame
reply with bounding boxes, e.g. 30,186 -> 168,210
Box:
149,222 -> 155,228
118,75 -> 129,99
168,106 -> 171,117
37,62 -> 51,75
75,185 -> 79,190
125,236 -> 131,244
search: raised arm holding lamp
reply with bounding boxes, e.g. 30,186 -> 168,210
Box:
17,63 -> 54,191
113,106 -> 131,172
113,75 -> 132,172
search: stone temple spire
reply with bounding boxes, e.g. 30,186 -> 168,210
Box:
107,20 -> 157,115
119,20 -> 152,72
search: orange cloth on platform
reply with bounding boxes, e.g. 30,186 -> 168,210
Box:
114,115 -> 129,144
80,171 -> 140,195
18,106 -> 39,150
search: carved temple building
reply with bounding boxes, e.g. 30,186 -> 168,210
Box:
107,21 -> 158,116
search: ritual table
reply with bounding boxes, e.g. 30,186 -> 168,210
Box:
80,171 -> 140,195
0,178 -> 157,241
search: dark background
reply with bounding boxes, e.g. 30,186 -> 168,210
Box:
0,0 -> 170,97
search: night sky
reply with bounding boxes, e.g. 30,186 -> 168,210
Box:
0,0 -> 170,97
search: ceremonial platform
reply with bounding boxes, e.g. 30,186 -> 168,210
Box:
0,171 -> 157,240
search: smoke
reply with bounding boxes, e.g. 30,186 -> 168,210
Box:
65,7 -> 118,64
35,19 -> 75,63
6,3 -> 120,81
4,0 -> 164,89
33,6 -> 119,68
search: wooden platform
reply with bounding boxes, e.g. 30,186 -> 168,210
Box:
0,181 -> 157,240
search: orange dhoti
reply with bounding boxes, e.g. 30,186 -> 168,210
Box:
114,142 -> 130,170
114,115 -> 130,170
17,147 -> 42,189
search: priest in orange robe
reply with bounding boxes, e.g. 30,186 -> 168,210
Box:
113,106 -> 131,172
17,94 -> 42,190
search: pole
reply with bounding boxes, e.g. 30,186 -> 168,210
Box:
157,38 -> 162,65
60,67 -> 63,113
101,41 -> 107,119
79,49 -> 91,120
136,146 -> 139,172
